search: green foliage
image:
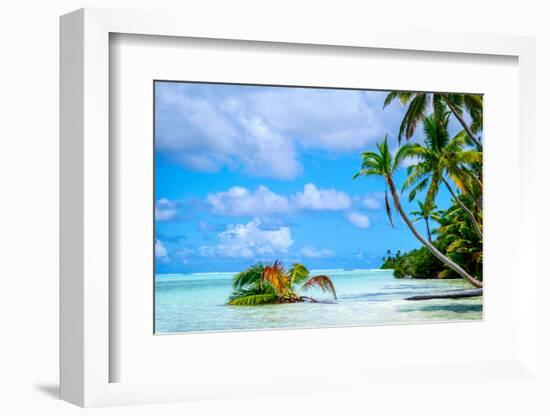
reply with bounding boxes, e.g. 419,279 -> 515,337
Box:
380,249 -> 400,270
373,90 -> 483,285
228,293 -> 279,306
232,264 -> 264,289
354,136 -> 416,227
288,263 -> 310,286
402,110 -> 482,208
435,196 -> 483,279
381,196 -> 483,280
227,261 -> 337,306
383,91 -> 483,145
382,247 -> 444,279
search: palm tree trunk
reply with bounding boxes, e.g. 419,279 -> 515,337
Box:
406,288 -> 482,300
387,176 -> 483,288
424,218 -> 432,242
442,178 -> 483,240
441,95 -> 483,151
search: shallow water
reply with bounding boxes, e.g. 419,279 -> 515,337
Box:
155,269 -> 482,334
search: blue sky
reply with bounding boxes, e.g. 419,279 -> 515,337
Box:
154,82 -> 458,273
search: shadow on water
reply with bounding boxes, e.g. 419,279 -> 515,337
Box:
401,303 -> 483,314
341,291 -> 421,301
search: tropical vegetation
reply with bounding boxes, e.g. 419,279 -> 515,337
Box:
409,200 -> 442,243
355,91 -> 483,288
381,196 -> 482,280
381,247 -> 443,279
383,91 -> 483,150
227,261 -> 337,306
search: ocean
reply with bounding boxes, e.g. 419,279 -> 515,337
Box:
155,269 -> 482,334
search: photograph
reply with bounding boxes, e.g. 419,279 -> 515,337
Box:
153,81 -> 483,334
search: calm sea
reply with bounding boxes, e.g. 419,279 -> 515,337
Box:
155,269 -> 482,334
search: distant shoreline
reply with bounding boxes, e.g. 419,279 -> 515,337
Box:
156,268 -> 392,278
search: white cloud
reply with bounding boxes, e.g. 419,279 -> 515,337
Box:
206,185 -> 291,217
299,245 -> 333,258
199,219 -> 294,258
159,184 -> 357,224
155,84 -> 389,180
155,239 -> 168,261
346,211 -> 370,229
155,84 -> 300,180
292,183 -> 351,211
223,102 -> 301,179
155,198 -> 177,221
206,183 -> 351,217
247,88 -> 384,151
401,155 -> 421,168
363,191 -> 385,210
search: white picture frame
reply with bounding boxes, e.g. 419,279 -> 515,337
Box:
60,7 -> 538,407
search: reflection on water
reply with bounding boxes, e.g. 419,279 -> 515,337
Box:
155,269 -> 483,334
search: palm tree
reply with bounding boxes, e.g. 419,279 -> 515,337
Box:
409,200 -> 442,243
353,137 -> 483,288
228,261 -> 337,306
384,91 -> 483,150
434,199 -> 483,279
402,111 -> 483,239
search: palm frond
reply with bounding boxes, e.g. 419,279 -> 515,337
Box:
228,293 -> 279,306
352,170 -> 367,180
425,176 -> 440,206
397,92 -> 415,105
232,264 -> 264,289
448,130 -> 470,150
455,150 -> 482,165
383,91 -> 398,108
423,111 -> 450,151
393,143 -> 419,172
408,176 -> 428,202
445,94 -> 465,112
402,162 -> 430,192
288,263 -> 310,287
451,177 -> 467,197
470,116 -> 483,134
301,275 -> 337,299
262,260 -> 288,294
464,94 -> 483,134
398,94 -> 428,142
358,150 -> 385,177
377,137 -> 393,175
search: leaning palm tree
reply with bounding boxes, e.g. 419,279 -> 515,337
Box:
409,200 -> 442,243
402,111 -> 483,239
228,261 -> 337,306
353,137 -> 483,288
384,91 -> 483,150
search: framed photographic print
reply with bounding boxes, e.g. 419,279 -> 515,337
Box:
153,80 -> 484,335
60,8 -> 538,407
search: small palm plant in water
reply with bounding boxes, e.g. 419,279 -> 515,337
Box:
228,261 -> 337,306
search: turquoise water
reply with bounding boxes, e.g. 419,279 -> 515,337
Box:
155,269 -> 482,334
